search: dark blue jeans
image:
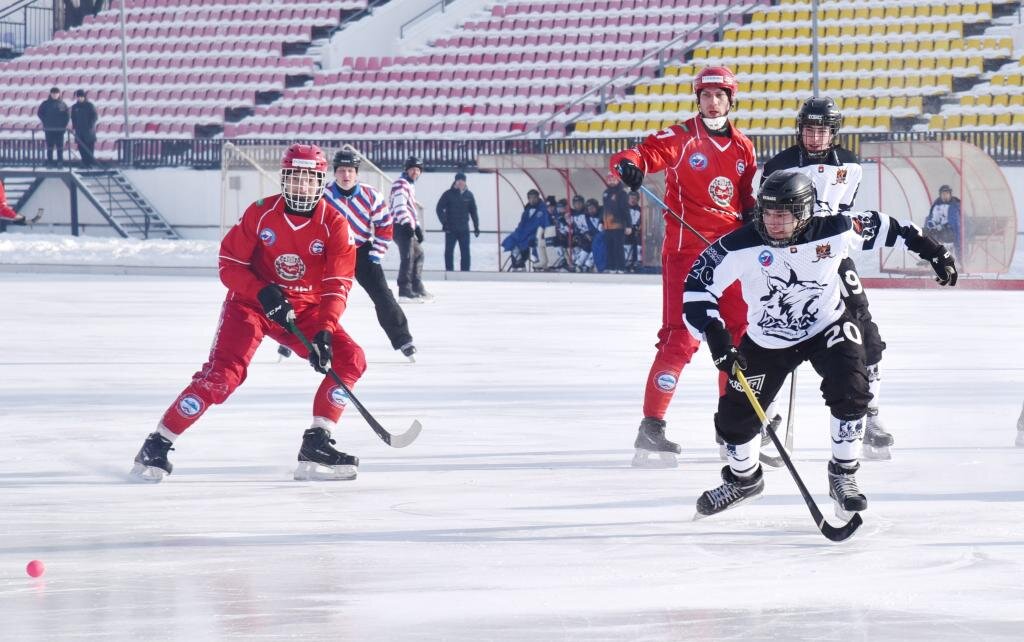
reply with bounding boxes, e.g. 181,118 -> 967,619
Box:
444,230 -> 471,271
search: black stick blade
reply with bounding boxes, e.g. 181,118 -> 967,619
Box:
819,512 -> 863,542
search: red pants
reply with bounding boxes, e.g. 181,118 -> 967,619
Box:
642,249 -> 747,419
160,299 -> 366,434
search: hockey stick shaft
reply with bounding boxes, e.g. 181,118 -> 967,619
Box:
784,369 -> 797,454
287,321 -> 422,448
636,184 -> 713,247
734,368 -> 861,542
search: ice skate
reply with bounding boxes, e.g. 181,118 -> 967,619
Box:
631,417 -> 680,468
130,432 -> 174,483
414,290 -> 435,303
294,427 -> 359,481
398,290 -> 423,304
399,342 -> 417,363
695,465 -> 764,518
1016,403 -> 1024,447
828,460 -> 867,521
862,408 -> 893,460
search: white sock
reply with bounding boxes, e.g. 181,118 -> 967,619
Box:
727,432 -> 762,477
156,423 -> 179,443
310,416 -> 337,432
830,415 -> 864,464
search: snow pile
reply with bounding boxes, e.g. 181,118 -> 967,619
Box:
0,233 -> 217,267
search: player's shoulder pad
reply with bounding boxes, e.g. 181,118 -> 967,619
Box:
835,147 -> 861,164
719,222 -> 765,252
804,213 -> 853,240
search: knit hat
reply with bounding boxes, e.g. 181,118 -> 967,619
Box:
404,156 -> 424,171
454,172 -> 467,182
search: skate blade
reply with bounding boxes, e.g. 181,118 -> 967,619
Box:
692,491 -> 764,521
718,445 -> 728,461
862,444 -> 892,461
293,461 -> 358,481
833,503 -> 862,523
129,463 -> 166,483
406,354 -> 416,363
631,448 -> 678,469
1015,432 -> 1024,448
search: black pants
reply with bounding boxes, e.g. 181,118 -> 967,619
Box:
715,310 -> 873,445
444,230 -> 471,271
837,257 -> 885,366
44,130 -> 64,165
355,243 -> 412,349
605,228 -> 625,271
75,131 -> 96,167
394,224 -> 425,296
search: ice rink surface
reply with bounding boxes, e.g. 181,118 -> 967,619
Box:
2,273 -> 1023,641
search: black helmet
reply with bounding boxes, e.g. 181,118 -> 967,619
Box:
797,97 -> 842,158
404,156 -> 424,171
332,150 -> 360,171
756,170 -> 816,247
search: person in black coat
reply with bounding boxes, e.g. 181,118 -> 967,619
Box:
70,89 -> 98,167
435,172 -> 480,271
37,87 -> 70,167
601,172 -> 632,273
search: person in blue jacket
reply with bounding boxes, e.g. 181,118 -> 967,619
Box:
502,189 -> 550,271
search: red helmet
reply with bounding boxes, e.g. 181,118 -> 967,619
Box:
693,65 -> 738,104
280,143 -> 328,212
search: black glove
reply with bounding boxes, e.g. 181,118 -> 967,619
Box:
616,160 -> 645,191
926,246 -> 958,286
308,330 -> 332,374
413,225 -> 424,243
256,284 -> 294,328
473,228 -> 480,238
703,321 -> 747,374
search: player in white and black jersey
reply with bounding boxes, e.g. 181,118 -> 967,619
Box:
683,171 -> 956,520
760,97 -> 893,459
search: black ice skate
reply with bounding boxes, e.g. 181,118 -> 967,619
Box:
631,417 -> 681,468
695,465 -> 764,518
130,432 -> 174,483
828,460 -> 867,521
399,342 -> 417,363
863,408 -> 894,460
294,427 -> 359,481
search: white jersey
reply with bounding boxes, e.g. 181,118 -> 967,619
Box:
761,145 -> 862,216
683,211 -> 922,349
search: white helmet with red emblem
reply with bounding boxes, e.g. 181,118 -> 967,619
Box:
693,65 -> 738,130
280,143 -> 328,212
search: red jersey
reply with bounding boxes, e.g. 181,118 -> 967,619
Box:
218,194 -> 356,333
610,116 -> 757,254
0,180 -> 19,221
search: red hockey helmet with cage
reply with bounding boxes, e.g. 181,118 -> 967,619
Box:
280,143 -> 328,212
693,65 -> 739,105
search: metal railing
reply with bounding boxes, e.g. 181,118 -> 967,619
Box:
523,0 -> 752,139
399,0 -> 456,39
0,0 -> 54,55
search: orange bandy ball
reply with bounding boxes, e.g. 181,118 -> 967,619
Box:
26,560 -> 45,578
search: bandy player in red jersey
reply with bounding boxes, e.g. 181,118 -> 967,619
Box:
610,65 -> 758,468
130,144 -> 366,483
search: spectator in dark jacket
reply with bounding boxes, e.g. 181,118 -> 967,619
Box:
37,87 -> 70,167
435,171 -> 480,271
602,172 -> 632,273
70,89 -> 98,167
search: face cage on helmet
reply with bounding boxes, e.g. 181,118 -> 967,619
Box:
281,168 -> 327,212
798,119 -> 840,156
756,200 -> 814,248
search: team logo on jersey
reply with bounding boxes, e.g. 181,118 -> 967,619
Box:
274,254 -> 306,281
309,239 -> 325,255
328,386 -> 349,408
852,214 -> 878,242
654,371 -> 677,392
259,228 -> 277,246
176,394 -> 204,418
689,152 -> 708,170
813,243 -> 834,262
758,250 -> 774,267
758,266 -> 826,342
708,176 -> 734,208
736,160 -> 746,175
817,165 -> 825,173
833,168 -> 848,185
